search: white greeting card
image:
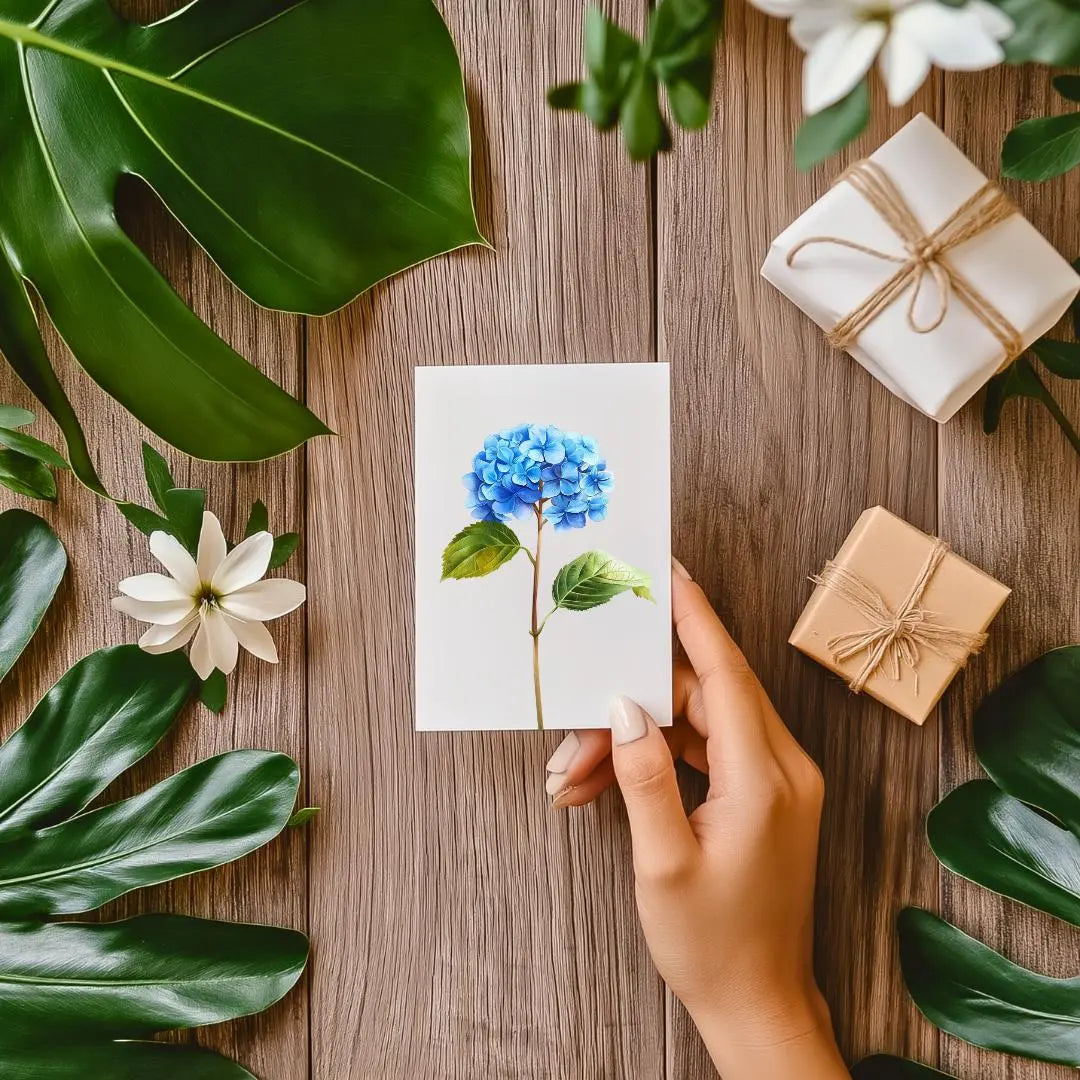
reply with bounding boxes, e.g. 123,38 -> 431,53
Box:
414,363 -> 672,732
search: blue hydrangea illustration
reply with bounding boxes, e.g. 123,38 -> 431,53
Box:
442,422 -> 650,730
463,424 -> 612,530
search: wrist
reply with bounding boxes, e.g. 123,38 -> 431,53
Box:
690,985 -> 846,1080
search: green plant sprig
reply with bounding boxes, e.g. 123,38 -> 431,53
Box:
0,404 -> 69,502
547,0 -> 723,161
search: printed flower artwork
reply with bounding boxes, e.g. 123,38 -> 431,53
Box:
751,0 -> 1013,114
443,423 -> 651,729
113,511 -> 306,681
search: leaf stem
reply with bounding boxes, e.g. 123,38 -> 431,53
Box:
530,503 -> 545,731
1040,388 -> 1080,457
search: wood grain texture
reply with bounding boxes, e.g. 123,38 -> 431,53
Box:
0,2 -> 309,1074
304,2 -> 659,1077
938,65 -> 1080,1080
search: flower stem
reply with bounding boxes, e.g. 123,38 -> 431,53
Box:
531,503 -> 545,731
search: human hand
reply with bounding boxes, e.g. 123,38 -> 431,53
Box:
543,560 -> 847,1079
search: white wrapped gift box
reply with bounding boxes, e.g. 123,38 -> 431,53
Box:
761,114 -> 1080,423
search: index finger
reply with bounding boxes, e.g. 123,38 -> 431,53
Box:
671,560 -> 773,775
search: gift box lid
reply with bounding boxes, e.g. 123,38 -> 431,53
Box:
789,506 -> 1011,724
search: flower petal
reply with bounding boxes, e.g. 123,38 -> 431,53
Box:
196,512 -> 228,583
139,612 -> 199,655
211,531 -> 274,595
894,3 -> 1004,70
112,595 -> 197,626
224,614 -> 279,664
878,26 -> 932,106
149,531 -> 200,595
969,0 -> 1014,41
220,579 -> 306,622
789,7 -> 846,51
803,19 -> 887,115
118,573 -> 191,602
190,608 -> 239,678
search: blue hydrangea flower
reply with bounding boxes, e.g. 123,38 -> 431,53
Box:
463,423 -> 612,530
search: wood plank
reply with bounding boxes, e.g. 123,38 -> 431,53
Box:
304,1 -> 658,1076
0,1 -> 309,1066
940,65 -> 1080,1080
657,7 -> 942,1073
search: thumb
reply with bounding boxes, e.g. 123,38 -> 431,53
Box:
610,696 -> 699,879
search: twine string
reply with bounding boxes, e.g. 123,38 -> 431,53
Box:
786,160 -> 1023,366
811,539 -> 988,695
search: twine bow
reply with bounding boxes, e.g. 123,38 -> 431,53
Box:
811,539 -> 987,695
786,159 -> 1023,365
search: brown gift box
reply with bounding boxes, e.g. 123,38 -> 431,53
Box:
789,506 -> 1011,724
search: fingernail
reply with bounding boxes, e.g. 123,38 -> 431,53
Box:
609,695 -> 648,746
551,786 -> 577,810
544,733 -> 580,796
671,557 -> 692,581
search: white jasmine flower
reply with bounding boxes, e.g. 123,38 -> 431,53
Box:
753,0 -> 1013,115
112,511 -> 305,680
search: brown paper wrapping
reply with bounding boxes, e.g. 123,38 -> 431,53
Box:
789,506 -> 1011,724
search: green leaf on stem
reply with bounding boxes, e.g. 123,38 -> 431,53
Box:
552,552 -> 654,611
899,907 -> 1080,1067
0,427 -> 68,470
141,443 -> 176,513
794,81 -> 870,171
982,355 -> 1080,457
162,488 -> 206,555
200,669 -> 228,715
441,521 -> 524,580
0,448 -> 56,502
269,532 -> 301,570
621,68 -> 672,160
0,509 -> 66,683
851,1056 -> 957,1079
1002,110 -> 1080,181
287,807 -> 320,828
244,500 -> 269,538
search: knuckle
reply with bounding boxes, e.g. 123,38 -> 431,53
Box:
637,848 -> 696,889
620,754 -> 676,800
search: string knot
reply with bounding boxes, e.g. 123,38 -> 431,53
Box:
810,539 -> 988,696
786,159 -> 1023,367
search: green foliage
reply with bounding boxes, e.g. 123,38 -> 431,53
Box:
794,81 -> 870,171
894,647 -> 1080,1070
0,513 -> 307,1075
983,350 -> 1080,457
547,0 -> 723,160
441,521 -> 525,580
200,667 -> 228,714
0,509 -> 66,681
551,551 -> 654,611
0,404 -> 68,502
287,806 -> 321,828
0,0 -> 481,490
852,1057 -> 957,1079
991,0 -> 1080,64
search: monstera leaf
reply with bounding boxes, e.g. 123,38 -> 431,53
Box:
862,647 -> 1080,1075
0,513 -> 308,1076
0,0 -> 482,492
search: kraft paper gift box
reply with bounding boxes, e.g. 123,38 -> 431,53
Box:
789,507 -> 1011,725
762,114 -> 1080,423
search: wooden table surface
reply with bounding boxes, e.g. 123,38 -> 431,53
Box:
2,2 -> 1079,1078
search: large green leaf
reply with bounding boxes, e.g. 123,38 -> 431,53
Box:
899,908 -> 1080,1067
0,915 -> 306,1041
928,779 -> 1080,926
852,1057 -> 957,1079
1002,110 -> 1080,181
0,1041 -> 256,1079
0,0 -> 481,482
441,520 -> 525,580
0,645 -> 194,841
0,508 -> 65,681
992,0 -> 1080,64
975,646 -> 1080,831
0,749 -> 299,917
552,551 -> 654,611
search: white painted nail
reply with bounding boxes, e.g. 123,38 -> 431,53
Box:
545,770 -> 569,796
671,557 -> 692,581
545,732 -> 580,774
609,695 -> 648,745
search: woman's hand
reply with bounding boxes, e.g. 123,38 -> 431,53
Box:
543,559 -> 848,1079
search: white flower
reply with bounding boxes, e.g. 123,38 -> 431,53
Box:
112,511 -> 305,681
754,0 -> 1014,115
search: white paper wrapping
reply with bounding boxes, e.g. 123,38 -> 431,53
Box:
761,114 -> 1080,423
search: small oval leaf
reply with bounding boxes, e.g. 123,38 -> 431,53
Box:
441,521 -> 523,580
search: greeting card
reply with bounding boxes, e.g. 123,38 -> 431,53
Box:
414,363 -> 672,731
